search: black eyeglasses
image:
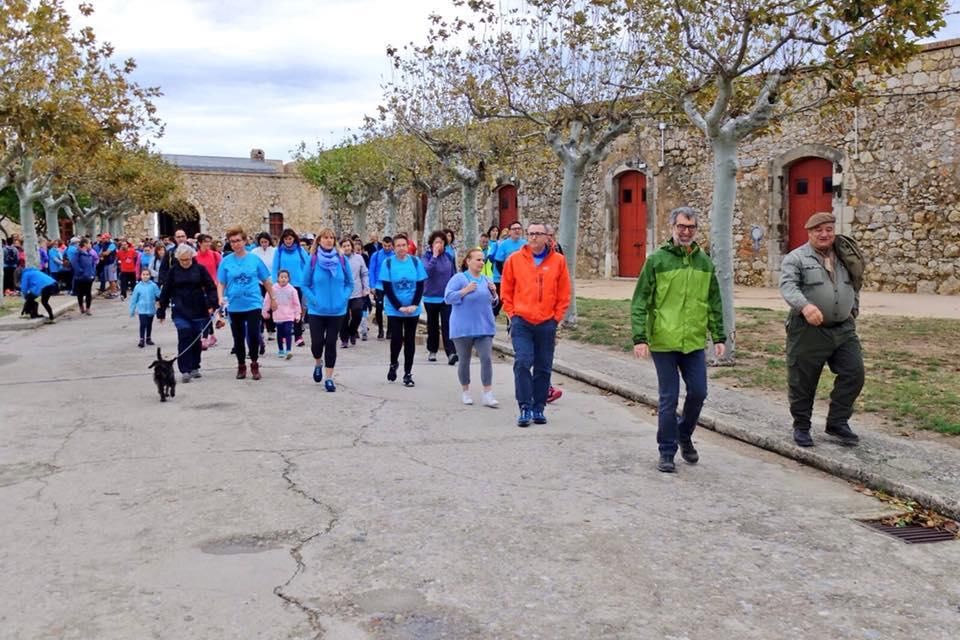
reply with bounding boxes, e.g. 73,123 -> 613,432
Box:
675,224 -> 698,232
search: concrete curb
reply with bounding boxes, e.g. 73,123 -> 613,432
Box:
492,337 -> 960,521
0,298 -> 77,332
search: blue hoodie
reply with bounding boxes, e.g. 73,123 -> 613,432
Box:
71,247 -> 98,280
272,242 -> 310,287
302,251 -> 353,316
369,248 -> 394,289
128,280 -> 161,317
20,268 -> 56,297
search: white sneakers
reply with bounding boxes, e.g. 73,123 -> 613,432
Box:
462,391 -> 499,407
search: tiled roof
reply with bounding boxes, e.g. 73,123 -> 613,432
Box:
162,154 -> 281,174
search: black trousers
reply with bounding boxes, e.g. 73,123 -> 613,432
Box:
786,316 -> 865,431
119,271 -> 136,298
230,309 -> 261,364
3,267 -> 15,292
424,301 -> 454,355
493,282 -> 503,317
308,314 -> 341,368
388,316 -> 419,374
23,284 -> 56,319
75,278 -> 93,310
374,290 -> 385,335
340,298 -> 364,341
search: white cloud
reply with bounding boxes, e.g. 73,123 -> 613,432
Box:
70,0 -> 960,160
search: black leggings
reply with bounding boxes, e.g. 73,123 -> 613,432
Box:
424,301 -> 454,355
388,316 -> 419,374
75,278 -> 93,310
308,314 -> 341,368
339,297 -> 364,342
230,309 -> 261,364
23,284 -> 56,319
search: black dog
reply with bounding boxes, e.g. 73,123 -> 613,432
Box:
148,347 -> 177,402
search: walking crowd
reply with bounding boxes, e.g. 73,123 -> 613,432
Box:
5,203 -> 865,471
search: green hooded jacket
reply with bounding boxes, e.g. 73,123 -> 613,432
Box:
631,239 -> 726,353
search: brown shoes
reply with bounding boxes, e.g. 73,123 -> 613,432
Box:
236,364 -> 247,379
250,362 -> 261,380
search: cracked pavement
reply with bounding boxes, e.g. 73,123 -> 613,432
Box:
1,301 -> 959,639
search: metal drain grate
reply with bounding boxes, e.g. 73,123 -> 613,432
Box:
863,522 -> 958,544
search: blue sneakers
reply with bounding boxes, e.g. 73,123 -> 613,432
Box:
324,379 -> 336,393
312,366 -> 323,383
517,407 -> 533,428
532,410 -> 547,425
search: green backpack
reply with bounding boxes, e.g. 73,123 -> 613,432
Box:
834,234 -> 865,291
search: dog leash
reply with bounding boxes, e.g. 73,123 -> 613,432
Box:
166,310 -> 221,361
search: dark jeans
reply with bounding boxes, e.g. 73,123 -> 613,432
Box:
388,316 -> 419,374
786,316 -> 865,431
138,314 -> 154,340
173,315 -> 207,374
75,278 -> 93,310
119,271 -> 136,298
340,297 -> 364,342
308,314 -> 341,368
230,309 -> 261,365
650,349 -> 708,457
276,320 -> 294,352
510,316 -> 557,411
424,301 -> 454,356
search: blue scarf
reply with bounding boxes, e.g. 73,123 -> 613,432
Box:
315,248 -> 340,276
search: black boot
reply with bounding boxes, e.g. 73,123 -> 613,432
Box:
657,455 -> 676,473
825,423 -> 860,445
793,428 -> 814,447
679,441 -> 699,464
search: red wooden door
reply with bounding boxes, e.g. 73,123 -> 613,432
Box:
788,158 -> 833,250
617,171 -> 647,277
498,185 -> 518,229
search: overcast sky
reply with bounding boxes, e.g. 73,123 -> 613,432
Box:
74,0 -> 960,161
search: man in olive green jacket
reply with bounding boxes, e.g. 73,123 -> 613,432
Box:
631,207 -> 726,473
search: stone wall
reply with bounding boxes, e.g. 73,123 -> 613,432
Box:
132,40 -> 960,294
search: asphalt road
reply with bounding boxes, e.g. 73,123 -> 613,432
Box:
1,300 -> 958,639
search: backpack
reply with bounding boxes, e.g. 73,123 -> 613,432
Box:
3,245 -> 18,267
834,234 -> 864,291
384,256 -> 420,279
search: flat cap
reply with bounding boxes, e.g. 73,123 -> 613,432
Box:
804,212 -> 836,229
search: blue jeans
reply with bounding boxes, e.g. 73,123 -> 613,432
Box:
650,349 -> 708,457
173,315 -> 208,374
510,317 -> 557,411
276,320 -> 294,351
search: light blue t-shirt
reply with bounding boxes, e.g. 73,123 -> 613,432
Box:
380,255 -> 428,317
217,252 -> 270,312
492,237 -> 527,283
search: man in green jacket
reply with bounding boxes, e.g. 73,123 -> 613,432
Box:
631,207 -> 726,473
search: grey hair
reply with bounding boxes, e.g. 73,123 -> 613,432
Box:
544,223 -> 556,235
174,243 -> 197,260
669,207 -> 698,226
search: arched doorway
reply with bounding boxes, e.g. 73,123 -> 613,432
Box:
788,157 -> 833,250
157,202 -> 200,239
58,218 -> 74,242
497,185 -> 518,229
617,171 -> 647,277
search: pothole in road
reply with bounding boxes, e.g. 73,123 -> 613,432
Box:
353,590 -> 485,639
191,402 -> 232,411
198,530 -> 299,555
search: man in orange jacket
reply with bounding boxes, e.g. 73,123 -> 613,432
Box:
501,222 -> 572,427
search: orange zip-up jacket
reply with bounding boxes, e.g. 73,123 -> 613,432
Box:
501,245 -> 572,324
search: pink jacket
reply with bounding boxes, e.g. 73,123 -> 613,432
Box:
264,283 -> 302,323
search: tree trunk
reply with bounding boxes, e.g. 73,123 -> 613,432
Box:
423,195 -> 441,250
352,202 -> 368,237
558,159 -> 588,325
460,181 -> 478,250
43,201 -> 60,241
108,214 -> 125,238
709,133 -> 738,361
384,198 -> 398,237
17,190 -> 41,269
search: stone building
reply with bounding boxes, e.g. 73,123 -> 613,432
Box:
128,39 -> 960,294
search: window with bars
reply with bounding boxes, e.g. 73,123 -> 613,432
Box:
269,212 -> 284,238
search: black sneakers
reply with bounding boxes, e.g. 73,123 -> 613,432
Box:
825,424 -> 860,445
402,373 -> 415,387
387,363 -> 398,382
793,428 -> 814,447
657,455 -> 676,473
679,441 -> 699,464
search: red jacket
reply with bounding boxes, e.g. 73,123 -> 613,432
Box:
117,249 -> 138,273
501,245 -> 571,324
